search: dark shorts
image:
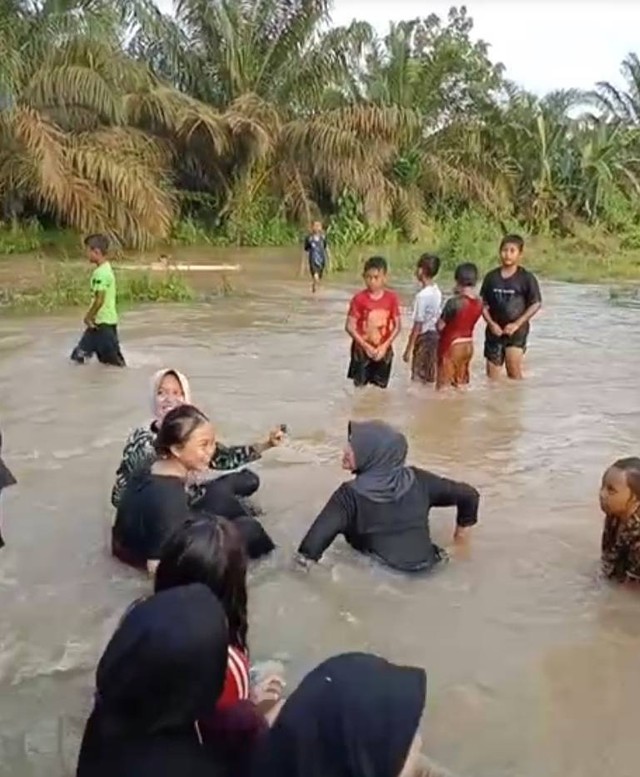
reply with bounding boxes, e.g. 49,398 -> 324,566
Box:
411,331 -> 438,384
347,344 -> 393,389
484,325 -> 529,366
71,324 -> 126,367
308,259 -> 326,279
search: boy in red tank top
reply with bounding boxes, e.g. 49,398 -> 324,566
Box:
346,256 -> 401,389
436,263 -> 483,389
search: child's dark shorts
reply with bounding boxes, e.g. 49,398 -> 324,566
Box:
411,330 -> 438,383
308,258 -> 326,279
347,344 -> 393,388
71,324 -> 126,367
484,324 -> 529,366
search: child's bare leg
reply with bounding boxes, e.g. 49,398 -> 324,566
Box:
311,272 -> 319,293
505,346 -> 525,379
486,360 -> 502,380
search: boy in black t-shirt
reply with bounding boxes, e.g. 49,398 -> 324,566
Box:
480,234 -> 542,380
303,220 -> 329,294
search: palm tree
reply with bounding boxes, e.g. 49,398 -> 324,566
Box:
593,53 -> 640,124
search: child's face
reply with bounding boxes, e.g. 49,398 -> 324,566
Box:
500,242 -> 522,268
155,373 -> 185,420
171,422 -> 216,473
364,268 -> 386,293
599,466 -> 639,519
311,221 -> 322,234
87,247 -> 103,265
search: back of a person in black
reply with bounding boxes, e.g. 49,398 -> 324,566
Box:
480,234 -> 542,380
296,420 -> 479,573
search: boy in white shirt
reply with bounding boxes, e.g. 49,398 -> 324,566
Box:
403,254 -> 442,384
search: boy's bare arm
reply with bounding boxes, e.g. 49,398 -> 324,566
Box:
482,305 -> 502,335
345,315 -> 371,352
84,290 -> 105,327
402,321 -> 420,361
503,301 -> 542,335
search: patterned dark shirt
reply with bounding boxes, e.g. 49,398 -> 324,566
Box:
110,424 -> 261,508
601,508 -> 640,582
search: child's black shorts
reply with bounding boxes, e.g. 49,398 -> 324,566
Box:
483,324 -> 529,366
308,258 -> 326,278
70,324 -> 126,367
347,344 -> 393,388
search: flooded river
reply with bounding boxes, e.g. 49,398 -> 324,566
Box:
1,251 -> 639,777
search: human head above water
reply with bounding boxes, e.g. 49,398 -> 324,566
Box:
343,420 -> 408,472
84,233 -> 109,265
151,368 -> 192,422
600,457 -> 640,519
454,262 -> 479,289
499,234 -> 524,268
155,517 -> 248,650
154,404 -> 215,473
416,253 -> 440,283
311,219 -> 323,234
363,255 -> 388,294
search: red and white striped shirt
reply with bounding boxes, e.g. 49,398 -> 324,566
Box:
217,645 -> 250,709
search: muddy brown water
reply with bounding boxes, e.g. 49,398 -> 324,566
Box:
1,249 -> 639,777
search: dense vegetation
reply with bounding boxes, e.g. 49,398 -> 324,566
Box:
2,0 -> 640,252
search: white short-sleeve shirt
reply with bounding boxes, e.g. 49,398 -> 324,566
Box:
412,284 -> 442,334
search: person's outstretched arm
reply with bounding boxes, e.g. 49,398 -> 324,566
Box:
297,485 -> 353,564
416,469 -> 479,541
211,429 -> 285,471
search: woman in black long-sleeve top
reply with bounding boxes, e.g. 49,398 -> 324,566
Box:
297,420 -> 479,573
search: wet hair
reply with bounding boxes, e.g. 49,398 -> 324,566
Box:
454,262 -> 479,287
84,233 -> 109,255
363,255 -> 388,273
416,253 -> 440,279
500,234 -> 524,252
154,404 -> 210,458
155,517 -> 248,650
610,457 -> 640,502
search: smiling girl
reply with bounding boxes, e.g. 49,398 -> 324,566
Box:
599,457 -> 640,584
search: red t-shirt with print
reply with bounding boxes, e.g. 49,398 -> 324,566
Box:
347,289 -> 401,346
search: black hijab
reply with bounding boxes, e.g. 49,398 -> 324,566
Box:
254,652 -> 426,777
77,584 -> 228,777
349,421 -> 416,503
0,430 -> 17,549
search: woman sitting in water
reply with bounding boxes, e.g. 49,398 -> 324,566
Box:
113,405 -> 275,574
111,368 -> 284,517
252,652 -> 453,777
155,517 -> 285,768
76,584 -> 230,777
296,420 -> 479,573
600,457 -> 640,584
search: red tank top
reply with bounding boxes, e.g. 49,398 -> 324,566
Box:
438,296 -> 483,359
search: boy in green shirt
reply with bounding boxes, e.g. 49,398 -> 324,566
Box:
70,234 -> 126,367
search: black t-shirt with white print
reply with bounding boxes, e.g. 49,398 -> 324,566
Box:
480,267 -> 541,328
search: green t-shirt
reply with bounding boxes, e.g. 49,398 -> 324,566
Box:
91,261 -> 118,325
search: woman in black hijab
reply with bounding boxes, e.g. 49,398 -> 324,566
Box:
252,652 -> 428,777
297,420 -> 480,572
76,584 -> 228,777
0,430 -> 17,549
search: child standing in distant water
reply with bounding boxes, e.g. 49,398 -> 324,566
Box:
304,220 -> 329,293
599,457 -> 640,585
0,430 -> 16,549
402,254 -> 442,384
346,256 -> 401,389
436,262 -> 483,389
480,234 -> 541,380
70,233 -> 126,367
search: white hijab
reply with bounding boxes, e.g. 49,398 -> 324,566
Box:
150,368 -> 192,422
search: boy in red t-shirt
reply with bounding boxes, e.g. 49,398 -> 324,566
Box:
436,262 -> 483,389
346,255 -> 401,388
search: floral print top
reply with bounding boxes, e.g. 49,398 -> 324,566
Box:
111,424 -> 261,508
601,508 -> 640,583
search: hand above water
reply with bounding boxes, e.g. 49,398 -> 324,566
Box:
266,427 -> 286,448
251,674 -> 286,715
488,321 -> 503,337
502,322 -> 520,337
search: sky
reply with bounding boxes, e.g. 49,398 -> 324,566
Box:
154,1 -> 640,95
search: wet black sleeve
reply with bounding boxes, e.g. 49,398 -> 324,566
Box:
297,484 -> 354,562
440,296 -> 463,323
146,487 -> 188,560
303,235 -> 311,252
524,271 -> 542,307
415,468 -> 479,527
479,272 -> 491,304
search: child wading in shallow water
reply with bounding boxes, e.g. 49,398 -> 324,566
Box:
346,256 -> 401,389
600,457 -> 640,584
436,263 -> 483,389
303,220 -> 329,294
403,254 -> 442,385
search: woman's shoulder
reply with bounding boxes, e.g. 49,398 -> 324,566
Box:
126,424 -> 155,446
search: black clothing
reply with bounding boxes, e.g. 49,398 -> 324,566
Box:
348,420 -> 415,502
347,344 -> 393,389
252,652 -> 426,777
304,233 -> 328,277
0,429 -> 16,550
483,325 -> 529,366
77,584 -> 228,777
71,324 -> 126,367
480,266 -> 541,329
298,467 -> 479,572
113,472 -> 190,567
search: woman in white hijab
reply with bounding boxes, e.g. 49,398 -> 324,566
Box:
110,369 -> 283,522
